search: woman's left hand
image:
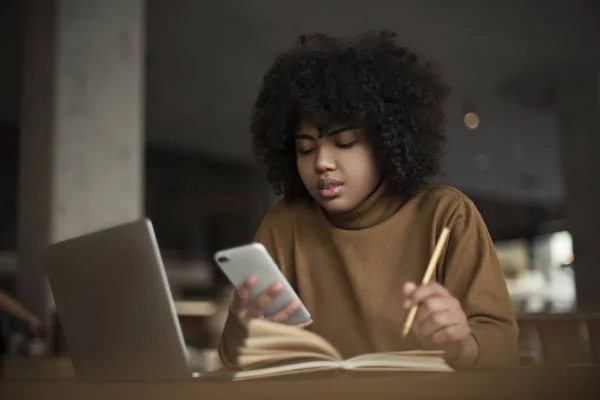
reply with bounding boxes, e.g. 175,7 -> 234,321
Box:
403,282 -> 478,368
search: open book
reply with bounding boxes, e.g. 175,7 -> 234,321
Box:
230,319 -> 453,380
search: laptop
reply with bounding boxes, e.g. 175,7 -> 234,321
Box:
45,218 -> 203,380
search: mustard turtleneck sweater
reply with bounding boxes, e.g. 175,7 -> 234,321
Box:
221,183 -> 519,370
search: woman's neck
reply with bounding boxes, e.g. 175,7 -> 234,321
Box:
325,179 -> 404,230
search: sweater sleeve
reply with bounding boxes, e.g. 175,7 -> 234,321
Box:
442,196 -> 520,370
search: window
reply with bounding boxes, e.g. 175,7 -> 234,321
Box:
495,231 -> 575,313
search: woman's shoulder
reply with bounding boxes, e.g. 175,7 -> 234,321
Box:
409,185 -> 478,215
413,184 -> 470,203
406,186 -> 492,238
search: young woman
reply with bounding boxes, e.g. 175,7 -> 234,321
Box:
219,30 -> 519,370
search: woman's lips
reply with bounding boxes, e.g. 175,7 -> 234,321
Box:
319,183 -> 342,199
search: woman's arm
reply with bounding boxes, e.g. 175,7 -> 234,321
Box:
442,196 -> 520,369
0,290 -> 45,335
402,193 -> 520,370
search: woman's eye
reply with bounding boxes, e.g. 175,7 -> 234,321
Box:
336,141 -> 357,149
298,148 -> 315,155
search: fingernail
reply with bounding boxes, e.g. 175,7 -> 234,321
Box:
291,300 -> 301,310
247,275 -> 257,285
272,282 -> 283,290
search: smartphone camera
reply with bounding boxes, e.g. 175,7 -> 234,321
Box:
217,256 -> 230,263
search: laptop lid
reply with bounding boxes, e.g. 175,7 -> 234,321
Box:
45,218 -> 192,381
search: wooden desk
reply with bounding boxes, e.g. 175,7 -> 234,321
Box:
1,367 -> 599,400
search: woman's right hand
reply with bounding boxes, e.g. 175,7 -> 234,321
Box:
230,275 -> 312,328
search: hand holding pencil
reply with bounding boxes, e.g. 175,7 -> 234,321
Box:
401,227 -> 478,368
402,227 -> 451,338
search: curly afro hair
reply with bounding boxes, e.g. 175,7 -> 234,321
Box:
251,30 -> 450,201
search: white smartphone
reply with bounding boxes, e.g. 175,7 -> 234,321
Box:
214,242 -> 311,325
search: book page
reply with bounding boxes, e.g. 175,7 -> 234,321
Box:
238,351 -> 338,368
248,319 -> 314,338
239,320 -> 452,374
342,351 -> 452,372
234,360 -> 340,381
243,336 -> 339,358
244,320 -> 342,361
346,350 -> 446,360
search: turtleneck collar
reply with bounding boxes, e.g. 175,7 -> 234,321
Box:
324,178 -> 404,230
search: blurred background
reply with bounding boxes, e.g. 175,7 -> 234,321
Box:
0,0 -> 599,373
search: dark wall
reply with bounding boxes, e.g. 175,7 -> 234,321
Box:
470,194 -> 565,241
145,144 -> 271,261
0,0 -> 24,124
0,121 -> 19,250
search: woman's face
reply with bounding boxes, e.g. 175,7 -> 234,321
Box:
295,120 -> 382,214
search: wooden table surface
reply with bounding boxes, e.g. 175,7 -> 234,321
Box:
1,367 -> 599,400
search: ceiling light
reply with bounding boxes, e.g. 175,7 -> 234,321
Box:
464,112 -> 480,130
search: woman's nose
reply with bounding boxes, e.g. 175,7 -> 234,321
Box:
314,147 -> 336,173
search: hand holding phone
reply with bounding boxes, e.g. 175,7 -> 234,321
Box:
214,243 -> 312,327
230,275 -> 312,328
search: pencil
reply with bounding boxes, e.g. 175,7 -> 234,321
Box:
402,226 -> 451,338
